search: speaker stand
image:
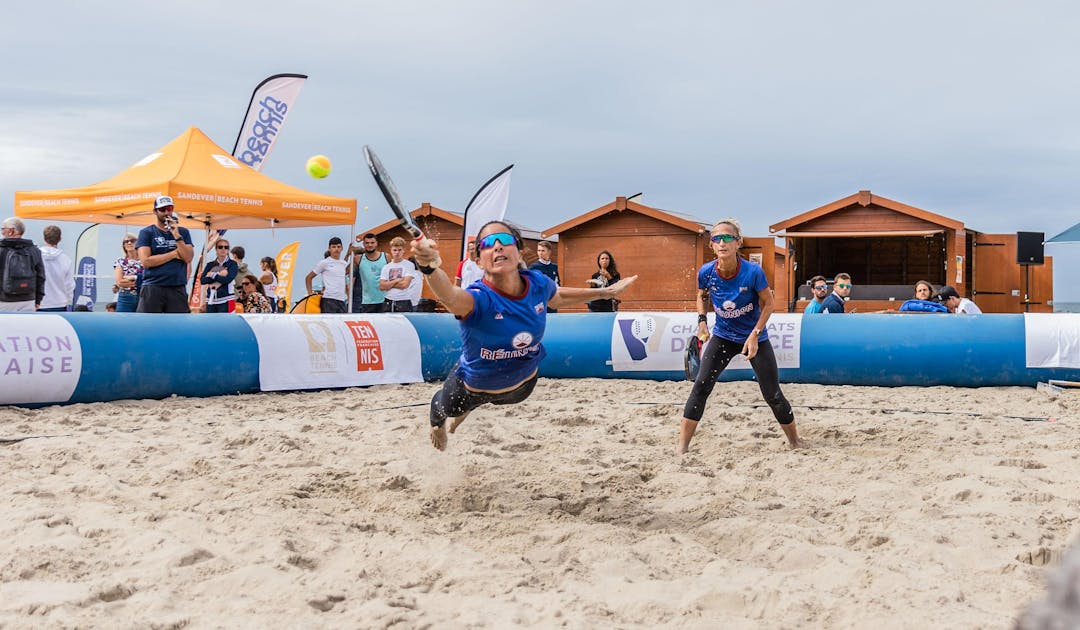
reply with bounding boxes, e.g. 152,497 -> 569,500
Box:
1023,265 -> 1031,313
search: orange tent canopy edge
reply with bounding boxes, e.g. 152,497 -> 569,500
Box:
14,127 -> 358,230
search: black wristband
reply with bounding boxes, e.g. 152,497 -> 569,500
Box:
697,313 -> 707,323
418,264 -> 437,275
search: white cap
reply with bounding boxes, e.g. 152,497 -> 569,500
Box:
154,195 -> 174,209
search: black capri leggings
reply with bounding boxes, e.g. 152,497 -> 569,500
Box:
683,335 -> 794,425
430,368 -> 539,427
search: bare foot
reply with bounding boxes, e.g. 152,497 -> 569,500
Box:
677,418 -> 697,456
431,426 -> 448,451
780,423 -> 804,450
448,412 -> 470,434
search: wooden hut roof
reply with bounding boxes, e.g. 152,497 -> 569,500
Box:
541,196 -> 710,238
363,202 -> 546,240
768,190 -> 965,237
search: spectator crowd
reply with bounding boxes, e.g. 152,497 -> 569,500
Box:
2,195 -> 984,316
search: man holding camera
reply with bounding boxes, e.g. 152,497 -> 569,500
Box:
136,195 -> 194,313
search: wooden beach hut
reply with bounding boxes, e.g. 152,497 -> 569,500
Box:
541,196 -> 789,312
769,190 -> 1054,313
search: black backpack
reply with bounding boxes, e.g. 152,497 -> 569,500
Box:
2,246 -> 36,297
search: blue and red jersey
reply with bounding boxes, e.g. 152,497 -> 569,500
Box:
456,269 -> 558,390
698,258 -> 769,343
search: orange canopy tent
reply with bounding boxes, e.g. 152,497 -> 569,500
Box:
14,127 -> 356,230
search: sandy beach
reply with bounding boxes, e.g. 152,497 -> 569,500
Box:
1,379 -> 1078,628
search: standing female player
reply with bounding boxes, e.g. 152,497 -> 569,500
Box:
679,218 -> 804,454
411,220 -> 637,451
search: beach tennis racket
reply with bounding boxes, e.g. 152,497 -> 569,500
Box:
363,145 -> 422,239
684,335 -> 704,381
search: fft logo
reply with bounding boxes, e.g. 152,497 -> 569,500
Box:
346,321 -> 384,372
617,314 -> 670,361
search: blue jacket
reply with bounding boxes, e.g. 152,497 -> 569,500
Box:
821,292 -> 846,314
899,299 -> 948,313
201,258 -> 239,305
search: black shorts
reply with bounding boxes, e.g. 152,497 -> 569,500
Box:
136,285 -> 189,313
384,299 -> 413,313
430,369 -> 539,427
320,298 -> 347,314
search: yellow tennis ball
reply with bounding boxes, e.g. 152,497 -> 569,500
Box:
306,155 -> 331,179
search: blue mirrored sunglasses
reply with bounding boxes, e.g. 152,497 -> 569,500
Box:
710,234 -> 737,244
477,232 -> 517,250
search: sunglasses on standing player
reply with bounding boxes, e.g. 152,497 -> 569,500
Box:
710,234 -> 738,244
477,232 -> 518,250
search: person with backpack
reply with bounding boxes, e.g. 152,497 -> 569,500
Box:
0,217 -> 46,312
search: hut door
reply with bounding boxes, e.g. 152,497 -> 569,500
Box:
972,234 -> 1018,313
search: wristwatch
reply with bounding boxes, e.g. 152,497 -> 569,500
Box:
417,263 -> 437,275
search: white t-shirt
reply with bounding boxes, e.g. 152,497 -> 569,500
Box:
312,257 -> 348,301
956,297 -> 983,314
460,259 -> 485,288
380,260 -> 417,301
405,269 -> 424,306
261,272 -> 278,298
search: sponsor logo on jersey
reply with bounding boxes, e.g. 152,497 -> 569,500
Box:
512,332 -> 533,348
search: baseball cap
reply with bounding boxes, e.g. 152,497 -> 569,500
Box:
937,286 -> 960,301
154,195 -> 175,210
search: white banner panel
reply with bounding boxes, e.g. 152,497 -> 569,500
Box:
1024,313 -> 1080,369
232,74 -> 307,171
0,315 -> 81,404
246,314 -> 423,391
461,165 -> 513,259
611,312 -> 802,372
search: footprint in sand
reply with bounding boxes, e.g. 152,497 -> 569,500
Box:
1016,547 -> 1061,566
307,593 -> 345,612
997,458 -> 1047,470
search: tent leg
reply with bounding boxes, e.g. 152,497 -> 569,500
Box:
347,224 -> 356,313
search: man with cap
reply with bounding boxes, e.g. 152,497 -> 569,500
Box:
937,286 -> 983,314
135,195 -> 194,313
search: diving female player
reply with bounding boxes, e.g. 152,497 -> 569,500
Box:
411,220 -> 637,451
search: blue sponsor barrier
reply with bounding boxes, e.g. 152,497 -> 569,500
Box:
64,313 -> 261,403
2,312 -> 1079,407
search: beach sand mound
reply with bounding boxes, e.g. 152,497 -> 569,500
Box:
2,379 -> 1079,628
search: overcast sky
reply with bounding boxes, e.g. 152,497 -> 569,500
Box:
2,1 -> 1078,301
